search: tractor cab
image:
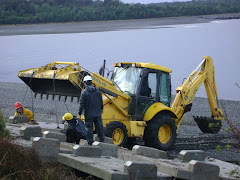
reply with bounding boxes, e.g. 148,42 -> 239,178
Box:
111,62 -> 172,120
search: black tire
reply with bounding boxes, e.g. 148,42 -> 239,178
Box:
105,121 -> 128,147
143,114 -> 176,151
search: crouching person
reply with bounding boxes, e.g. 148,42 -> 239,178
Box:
14,102 -> 38,124
62,113 -> 86,144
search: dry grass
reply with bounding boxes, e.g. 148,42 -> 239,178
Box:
0,138 -> 80,180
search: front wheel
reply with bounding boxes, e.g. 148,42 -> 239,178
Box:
105,121 -> 128,147
143,114 -> 176,151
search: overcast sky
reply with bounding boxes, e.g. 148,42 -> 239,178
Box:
121,0 -> 191,4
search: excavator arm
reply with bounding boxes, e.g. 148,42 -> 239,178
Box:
171,56 -> 223,132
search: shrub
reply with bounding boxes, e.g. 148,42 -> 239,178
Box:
0,108 -> 10,138
0,138 -> 42,179
0,138 -> 78,179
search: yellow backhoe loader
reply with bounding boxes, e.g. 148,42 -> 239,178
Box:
18,56 -> 223,150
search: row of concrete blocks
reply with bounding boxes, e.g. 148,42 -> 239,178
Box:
20,126 -> 208,160
19,126 -> 167,158
32,137 -> 221,180
21,126 -> 222,180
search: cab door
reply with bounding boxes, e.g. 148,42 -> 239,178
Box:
132,69 -> 171,120
134,70 -> 159,120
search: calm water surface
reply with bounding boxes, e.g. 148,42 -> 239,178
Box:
0,19 -> 239,100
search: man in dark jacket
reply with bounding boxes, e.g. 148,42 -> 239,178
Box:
63,113 -> 86,143
78,75 -> 105,145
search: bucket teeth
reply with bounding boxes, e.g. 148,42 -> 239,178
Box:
40,94 -> 43,99
52,95 -> 55,100
71,96 -> 74,102
34,93 -> 37,98
46,94 -> 49,100
58,95 -> 61,101
65,96 -> 67,102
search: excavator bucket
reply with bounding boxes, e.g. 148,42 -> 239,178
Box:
193,116 -> 222,134
18,62 -> 89,101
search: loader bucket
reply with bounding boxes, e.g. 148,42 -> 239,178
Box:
193,116 -> 222,134
18,62 -> 89,101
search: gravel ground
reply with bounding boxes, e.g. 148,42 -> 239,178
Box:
1,81 -> 240,161
1,82 -> 239,132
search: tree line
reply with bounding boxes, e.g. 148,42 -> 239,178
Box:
0,0 -> 240,25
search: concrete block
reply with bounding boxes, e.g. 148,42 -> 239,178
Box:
9,115 -> 28,124
42,131 -> 66,142
132,145 -> 168,159
64,122 -> 68,130
20,126 -> 42,140
58,153 -> 129,180
179,150 -> 206,162
32,137 -> 60,161
8,116 -> 16,124
124,161 -> 157,179
188,160 -> 220,180
157,172 -> 172,180
60,142 -> 75,150
92,141 -> 118,158
94,135 -> 113,144
59,148 -> 72,154
119,150 -> 192,179
79,139 -> 88,145
73,145 -> 102,157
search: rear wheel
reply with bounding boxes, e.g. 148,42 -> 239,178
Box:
105,121 -> 128,147
143,114 -> 176,151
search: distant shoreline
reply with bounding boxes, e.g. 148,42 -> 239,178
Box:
0,13 -> 240,36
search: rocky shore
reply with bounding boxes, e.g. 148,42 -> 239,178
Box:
1,81 -> 240,161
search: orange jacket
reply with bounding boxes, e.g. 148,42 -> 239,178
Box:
14,108 -> 34,121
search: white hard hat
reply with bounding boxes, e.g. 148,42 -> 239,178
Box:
83,75 -> 92,82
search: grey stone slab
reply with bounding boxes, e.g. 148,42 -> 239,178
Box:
42,131 -> 66,142
9,115 -> 28,124
156,172 -> 172,180
132,145 -> 168,159
119,149 -> 240,180
179,150 -> 206,162
8,116 -> 16,124
188,160 -> 220,180
64,122 -> 68,130
60,142 -> 75,150
93,141 -> 118,158
94,135 -> 113,144
73,145 -> 102,157
20,126 -> 42,140
58,153 -> 130,180
59,148 -> 72,154
79,139 -> 88,145
124,161 -> 157,179
32,137 -> 60,162
119,150 -> 192,179
205,158 -> 240,180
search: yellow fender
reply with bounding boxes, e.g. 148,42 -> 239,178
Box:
143,102 -> 177,121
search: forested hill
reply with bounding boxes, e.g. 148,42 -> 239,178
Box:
0,0 -> 240,25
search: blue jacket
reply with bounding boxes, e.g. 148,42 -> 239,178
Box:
67,116 -> 86,137
78,85 -> 103,119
